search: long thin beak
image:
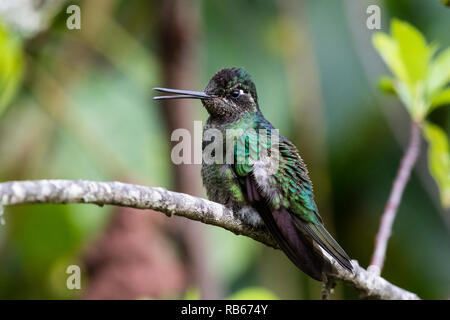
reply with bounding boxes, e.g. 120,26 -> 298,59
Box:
153,87 -> 216,100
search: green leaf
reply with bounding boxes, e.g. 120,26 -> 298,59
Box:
0,22 -> 24,115
378,76 -> 396,94
373,32 -> 407,82
428,48 -> 450,96
423,122 -> 450,208
373,18 -> 450,121
429,88 -> 450,113
392,19 -> 431,85
228,287 -> 278,300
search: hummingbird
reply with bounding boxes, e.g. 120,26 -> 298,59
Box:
153,68 -> 353,281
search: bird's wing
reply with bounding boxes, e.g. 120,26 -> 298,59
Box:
233,126 -> 352,278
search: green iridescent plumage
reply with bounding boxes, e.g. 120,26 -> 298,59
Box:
229,112 -> 319,222
154,67 -> 353,281
228,112 -> 352,277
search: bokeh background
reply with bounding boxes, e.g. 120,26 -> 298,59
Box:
0,0 -> 449,299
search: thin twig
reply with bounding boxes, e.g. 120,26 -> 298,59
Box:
370,121 -> 422,274
0,179 -> 420,299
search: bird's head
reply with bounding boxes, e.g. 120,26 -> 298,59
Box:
153,68 -> 259,121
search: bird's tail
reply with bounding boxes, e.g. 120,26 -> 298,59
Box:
245,175 -> 352,280
293,218 -> 353,273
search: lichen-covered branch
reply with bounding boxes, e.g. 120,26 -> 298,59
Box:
0,179 -> 419,300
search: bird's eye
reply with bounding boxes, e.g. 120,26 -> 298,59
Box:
230,89 -> 242,99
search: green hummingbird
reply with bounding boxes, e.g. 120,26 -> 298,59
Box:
154,68 -> 353,281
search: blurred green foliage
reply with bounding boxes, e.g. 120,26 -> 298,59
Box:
373,19 -> 450,208
441,0 -> 450,8
424,123 -> 450,207
0,22 -> 24,115
373,19 -> 450,121
228,287 -> 278,300
183,285 -> 278,300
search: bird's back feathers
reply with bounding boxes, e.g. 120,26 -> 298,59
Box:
233,115 -> 353,279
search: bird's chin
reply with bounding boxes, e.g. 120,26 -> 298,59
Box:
201,99 -> 227,117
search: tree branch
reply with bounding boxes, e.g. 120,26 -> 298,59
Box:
370,121 -> 421,273
0,179 -> 419,300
